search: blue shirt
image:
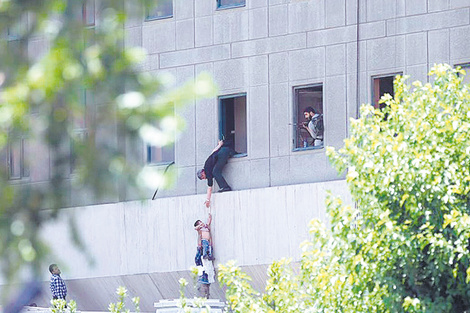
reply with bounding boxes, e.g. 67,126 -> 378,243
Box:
50,274 -> 67,299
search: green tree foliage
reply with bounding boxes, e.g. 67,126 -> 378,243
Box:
108,286 -> 140,313
0,0 -> 214,290
50,299 -> 77,313
49,287 -> 138,313
218,64 -> 470,312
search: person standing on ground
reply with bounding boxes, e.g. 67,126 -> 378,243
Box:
49,264 -> 67,301
197,140 -> 235,208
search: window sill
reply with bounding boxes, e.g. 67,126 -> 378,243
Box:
145,15 -> 173,22
216,3 -> 245,11
293,145 -> 324,152
232,153 -> 247,158
146,161 -> 175,167
8,177 -> 31,183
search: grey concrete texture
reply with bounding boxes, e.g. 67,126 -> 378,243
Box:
248,85 -> 270,160
249,7 -> 268,39
176,19 -> 195,50
175,0 -> 194,20
40,181 -> 349,276
195,16 -> 213,47
326,0 -> 346,28
11,1 -> 470,211
386,8 -> 469,36
269,4 -> 288,36
214,10 -> 249,44
2,181 -> 353,310
288,0 -> 325,33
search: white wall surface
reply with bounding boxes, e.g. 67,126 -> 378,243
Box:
2,180 -> 353,311
39,180 -> 352,281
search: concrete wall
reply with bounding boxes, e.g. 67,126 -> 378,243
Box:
128,0 -> 470,202
1,179 -> 352,311
14,1 -> 470,207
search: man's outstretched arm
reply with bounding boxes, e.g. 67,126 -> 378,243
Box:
205,186 -> 213,208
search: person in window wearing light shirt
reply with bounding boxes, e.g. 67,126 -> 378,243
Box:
302,106 -> 324,146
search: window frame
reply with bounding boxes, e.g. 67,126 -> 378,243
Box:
70,88 -> 90,174
218,93 -> 248,158
145,0 -> 174,21
145,142 -> 175,166
70,130 -> 88,174
217,0 -> 246,10
7,137 -> 29,180
371,73 -> 402,110
292,83 -> 324,152
82,0 -> 96,27
144,104 -> 176,166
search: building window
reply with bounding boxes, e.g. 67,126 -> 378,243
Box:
219,94 -> 247,156
70,131 -> 88,173
7,26 -> 20,41
7,13 -> 26,41
146,144 -> 174,165
293,85 -> 324,150
7,18 -> 27,59
8,138 -> 29,180
372,74 -> 400,110
146,0 -> 173,20
217,0 -> 245,9
82,0 -> 95,26
146,105 -> 175,165
70,89 -> 89,173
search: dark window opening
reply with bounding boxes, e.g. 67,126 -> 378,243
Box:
70,131 -> 88,173
219,94 -> 247,156
8,138 -> 29,180
83,0 -> 95,26
293,85 -> 324,150
146,106 -> 175,165
7,14 -> 26,41
146,144 -> 174,165
217,0 -> 245,9
372,75 -> 398,110
146,0 -> 173,20
70,89 -> 89,174
7,20 -> 27,60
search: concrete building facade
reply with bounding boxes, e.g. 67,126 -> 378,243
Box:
3,0 -> 470,312
14,0 -> 470,206
124,0 -> 470,201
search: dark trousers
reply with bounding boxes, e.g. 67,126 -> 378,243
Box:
52,296 -> 66,300
213,147 -> 234,189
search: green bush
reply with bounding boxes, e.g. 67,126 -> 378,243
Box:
219,64 -> 470,312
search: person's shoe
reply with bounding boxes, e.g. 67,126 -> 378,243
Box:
218,187 -> 232,193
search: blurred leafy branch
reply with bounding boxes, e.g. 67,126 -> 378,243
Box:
49,286 -> 137,313
0,0 -> 215,295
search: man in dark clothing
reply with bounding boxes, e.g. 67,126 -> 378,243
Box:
197,140 -> 235,208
